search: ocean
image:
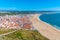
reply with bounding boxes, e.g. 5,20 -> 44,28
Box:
39,13 -> 60,30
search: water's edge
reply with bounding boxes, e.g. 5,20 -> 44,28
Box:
39,14 -> 60,30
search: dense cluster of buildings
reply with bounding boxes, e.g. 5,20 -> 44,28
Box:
0,15 -> 33,30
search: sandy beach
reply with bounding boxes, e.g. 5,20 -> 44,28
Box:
30,14 -> 60,40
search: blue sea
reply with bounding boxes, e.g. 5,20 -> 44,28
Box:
39,13 -> 60,30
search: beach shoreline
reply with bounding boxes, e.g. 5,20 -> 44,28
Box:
30,14 -> 60,40
38,14 -> 60,31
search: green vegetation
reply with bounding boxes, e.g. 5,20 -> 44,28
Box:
0,12 -> 29,16
0,12 -> 24,16
0,28 -> 15,34
0,29 -> 49,40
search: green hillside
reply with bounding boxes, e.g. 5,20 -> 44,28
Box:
0,30 -> 49,40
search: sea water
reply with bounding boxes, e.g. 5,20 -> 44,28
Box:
39,13 -> 60,30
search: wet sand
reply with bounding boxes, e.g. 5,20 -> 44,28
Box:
30,14 -> 60,40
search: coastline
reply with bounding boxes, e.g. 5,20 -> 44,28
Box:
30,14 -> 60,40
38,14 -> 60,31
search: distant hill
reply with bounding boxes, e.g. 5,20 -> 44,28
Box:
0,10 -> 59,15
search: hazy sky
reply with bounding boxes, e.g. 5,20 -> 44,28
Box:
0,0 -> 60,11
